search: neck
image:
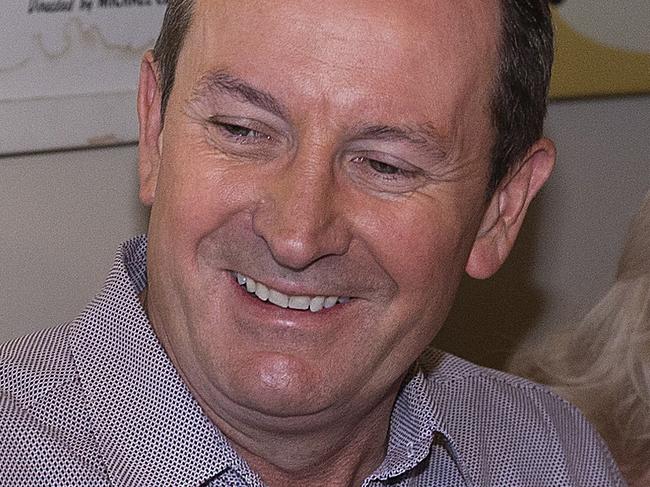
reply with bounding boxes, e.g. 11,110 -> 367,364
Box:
231,401 -> 395,486
194,377 -> 401,487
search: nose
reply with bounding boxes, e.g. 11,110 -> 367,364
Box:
252,152 -> 352,271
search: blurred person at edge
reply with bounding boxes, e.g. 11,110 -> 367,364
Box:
0,0 -> 625,486
510,190 -> 650,487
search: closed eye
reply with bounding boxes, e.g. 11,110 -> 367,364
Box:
352,156 -> 419,179
221,123 -> 267,139
208,117 -> 272,144
346,154 -> 430,194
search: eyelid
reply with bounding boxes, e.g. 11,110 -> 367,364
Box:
345,153 -> 431,195
207,115 -> 276,137
348,150 -> 423,175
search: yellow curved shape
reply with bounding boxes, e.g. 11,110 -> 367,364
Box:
550,8 -> 650,99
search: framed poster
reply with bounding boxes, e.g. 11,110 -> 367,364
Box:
0,0 -> 166,155
550,1 -> 650,99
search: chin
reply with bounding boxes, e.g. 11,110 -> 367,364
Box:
219,351 -> 339,419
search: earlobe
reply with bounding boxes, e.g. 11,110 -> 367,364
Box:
466,138 -> 556,279
137,50 -> 163,207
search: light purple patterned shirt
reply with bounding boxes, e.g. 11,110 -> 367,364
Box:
0,236 -> 625,486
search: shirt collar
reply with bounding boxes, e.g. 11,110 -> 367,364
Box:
388,368 -> 445,468
369,359 -> 470,483
70,235 -> 255,486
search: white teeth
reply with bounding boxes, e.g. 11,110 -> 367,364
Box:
255,282 -> 269,301
235,272 -> 348,312
309,296 -> 325,313
245,277 -> 256,293
288,296 -> 310,310
268,289 -> 289,308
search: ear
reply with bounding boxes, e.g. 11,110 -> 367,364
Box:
137,50 -> 164,207
465,138 -> 556,279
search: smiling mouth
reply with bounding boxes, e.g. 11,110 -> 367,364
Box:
233,272 -> 350,313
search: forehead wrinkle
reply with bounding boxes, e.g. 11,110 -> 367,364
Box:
189,69 -> 289,120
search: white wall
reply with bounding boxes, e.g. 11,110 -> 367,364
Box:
1,96 -> 649,369
0,145 -> 148,340
533,96 -> 650,327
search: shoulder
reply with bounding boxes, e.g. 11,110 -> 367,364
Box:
0,323 -> 77,408
422,347 -> 570,404
419,349 -> 625,486
422,350 -> 591,432
0,324 -> 106,484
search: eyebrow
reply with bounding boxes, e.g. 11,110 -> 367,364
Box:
190,70 -> 289,119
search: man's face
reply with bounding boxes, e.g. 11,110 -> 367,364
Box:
141,0 -> 502,422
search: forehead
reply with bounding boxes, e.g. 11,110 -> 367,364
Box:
174,0 -> 501,135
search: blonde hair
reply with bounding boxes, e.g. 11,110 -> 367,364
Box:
508,190 -> 650,486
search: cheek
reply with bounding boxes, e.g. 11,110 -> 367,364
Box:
153,149 -> 260,245
359,196 -> 474,299
355,194 -> 483,360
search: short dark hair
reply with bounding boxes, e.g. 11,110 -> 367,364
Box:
489,0 -> 554,193
152,0 -> 194,120
152,0 -> 553,194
